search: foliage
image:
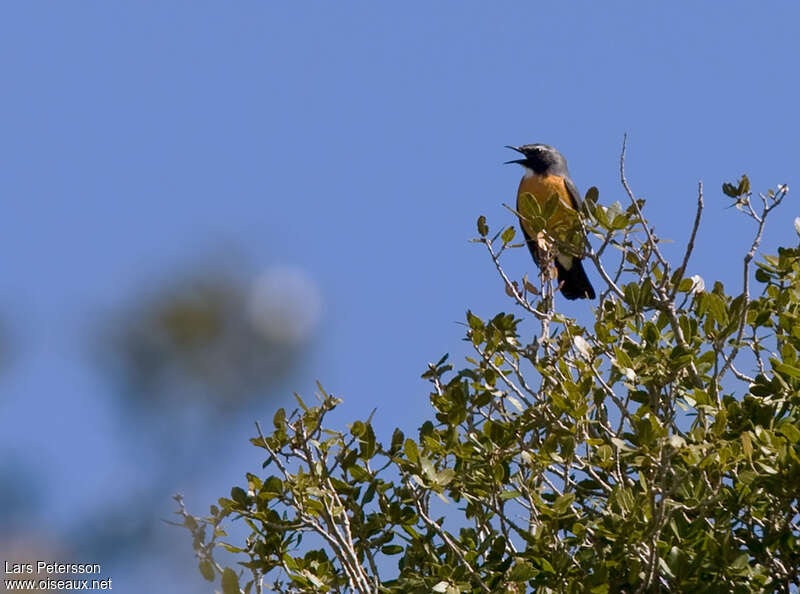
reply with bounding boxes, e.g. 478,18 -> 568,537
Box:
176,150 -> 799,592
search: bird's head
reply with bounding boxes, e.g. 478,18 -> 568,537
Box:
505,143 -> 567,175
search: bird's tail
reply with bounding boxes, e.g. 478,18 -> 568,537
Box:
556,258 -> 596,300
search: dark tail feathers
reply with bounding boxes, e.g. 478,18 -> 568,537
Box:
555,258 -> 596,300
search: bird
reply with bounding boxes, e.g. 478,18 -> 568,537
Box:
505,143 -> 596,300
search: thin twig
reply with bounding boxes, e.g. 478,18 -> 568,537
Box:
719,185 -> 788,380
404,477 -> 492,593
620,134 -> 669,272
671,181 -> 704,300
484,237 -> 547,320
587,251 -> 625,299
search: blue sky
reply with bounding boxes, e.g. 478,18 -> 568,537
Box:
2,2 -> 799,591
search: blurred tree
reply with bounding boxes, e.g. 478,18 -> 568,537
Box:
105,265 -> 321,413
71,261 -> 321,581
178,153 -> 800,592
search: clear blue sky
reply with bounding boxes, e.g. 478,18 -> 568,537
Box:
2,2 -> 798,591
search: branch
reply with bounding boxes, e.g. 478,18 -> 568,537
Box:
295,426 -> 373,592
620,134 -> 669,274
670,181 -> 704,300
484,237 -> 547,321
586,250 -> 625,299
719,184 -> 788,381
403,477 -> 492,593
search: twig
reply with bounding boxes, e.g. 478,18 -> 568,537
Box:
587,251 -> 625,299
671,181 -> 704,300
719,185 -> 788,381
476,345 -> 533,408
728,363 -> 754,383
484,237 -> 547,321
404,477 -> 492,593
620,134 -> 669,273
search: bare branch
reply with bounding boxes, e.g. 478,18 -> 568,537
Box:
671,181 -> 704,300
484,237 -> 548,321
719,184 -> 789,381
620,133 -> 669,273
586,251 -> 625,299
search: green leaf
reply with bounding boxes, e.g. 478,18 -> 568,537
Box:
542,193 -> 561,220
359,423 -> 377,459
738,174 -> 750,195
501,226 -> 516,244
437,468 -> 456,486
707,293 -> 729,326
403,439 -> 419,464
260,476 -> 283,500
594,204 -> 611,229
221,568 -> 240,594
500,489 -> 522,500
677,277 -> 694,293
477,215 -> 488,237
534,557 -> 555,574
553,492 -> 576,513
643,322 -> 660,344
390,428 -> 404,453
623,283 -> 640,308
518,192 -> 542,220
755,268 -> 771,283
466,310 -> 484,331
350,420 -> 366,437
303,571 -> 326,589
778,422 -> 800,443
611,437 -> 632,451
730,552 -> 749,570
348,464 -> 371,482
420,456 -> 435,481
610,214 -> 628,230
293,392 -> 308,411
741,432 -> 753,459
508,561 -> 537,582
772,359 -> 800,378
614,346 -> 634,369
199,560 -> 215,582
722,182 -> 737,197
723,175 -> 749,197
230,487 -> 249,506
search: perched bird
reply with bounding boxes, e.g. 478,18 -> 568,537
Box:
506,143 -> 596,300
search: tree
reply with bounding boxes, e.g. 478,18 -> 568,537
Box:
176,144 -> 800,593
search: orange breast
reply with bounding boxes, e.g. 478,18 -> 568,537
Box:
516,173 -> 577,237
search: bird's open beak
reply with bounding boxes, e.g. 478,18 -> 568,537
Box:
504,145 -> 526,164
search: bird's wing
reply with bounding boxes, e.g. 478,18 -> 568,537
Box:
563,175 -> 583,211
